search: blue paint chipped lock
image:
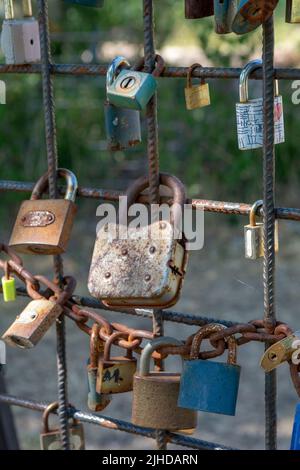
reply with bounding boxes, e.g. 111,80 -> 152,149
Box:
232,0 -> 279,35
214,0 -> 238,34
178,323 -> 241,416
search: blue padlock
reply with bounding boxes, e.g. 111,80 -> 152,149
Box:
291,403 -> 300,450
178,324 -> 241,416
107,55 -> 164,111
214,0 -> 238,34
64,0 -> 104,6
232,0 -> 279,35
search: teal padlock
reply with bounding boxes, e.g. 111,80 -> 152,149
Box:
107,55 -> 165,111
214,0 -> 238,34
232,0 -> 279,35
64,0 -> 104,6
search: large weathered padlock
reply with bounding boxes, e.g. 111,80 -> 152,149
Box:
107,55 -> 164,111
64,0 -> 104,6
214,0 -> 238,34
236,59 -> 285,151
9,168 -> 78,255
40,402 -> 85,450
185,63 -> 210,110
178,324 -> 241,416
185,0 -> 214,18
96,332 -> 137,394
88,172 -> 189,309
286,0 -> 300,23
132,337 -> 197,431
87,324 -> 111,412
232,0 -> 279,34
105,56 -> 141,151
2,275 -> 75,349
1,0 -> 41,65
244,200 -> 279,260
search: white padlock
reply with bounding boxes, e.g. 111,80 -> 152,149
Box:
236,59 -> 285,151
1,0 -> 41,65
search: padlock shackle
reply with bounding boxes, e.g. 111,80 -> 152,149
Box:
139,336 -> 183,377
239,59 -> 280,103
0,243 -> 23,270
103,331 -> 131,362
31,168 -> 78,202
90,323 -> 102,368
106,56 -> 130,91
249,199 -> 263,227
186,63 -> 205,89
191,323 -> 238,365
22,0 -> 32,17
4,0 -> 14,19
42,401 -> 59,434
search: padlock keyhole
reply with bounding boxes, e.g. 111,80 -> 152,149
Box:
120,76 -> 136,90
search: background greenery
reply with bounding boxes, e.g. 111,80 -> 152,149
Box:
0,1 -> 299,212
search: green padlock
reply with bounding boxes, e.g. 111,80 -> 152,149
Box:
1,262 -> 16,302
64,0 -> 104,7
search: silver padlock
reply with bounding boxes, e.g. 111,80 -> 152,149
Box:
236,59 -> 285,151
244,200 -> 279,260
1,0 -> 41,65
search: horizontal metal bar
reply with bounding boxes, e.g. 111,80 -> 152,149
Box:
0,64 -> 298,80
1,179 -> 300,221
0,394 -> 236,450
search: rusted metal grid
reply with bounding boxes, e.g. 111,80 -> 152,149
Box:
0,0 -> 295,451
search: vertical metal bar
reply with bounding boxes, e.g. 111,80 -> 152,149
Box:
262,16 -> 277,450
38,0 -> 70,450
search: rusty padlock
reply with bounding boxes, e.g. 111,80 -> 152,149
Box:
88,173 -> 189,309
96,332 -> 137,394
2,275 -> 75,349
132,336 -> 197,431
9,168 -> 78,255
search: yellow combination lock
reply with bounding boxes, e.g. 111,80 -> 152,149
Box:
2,262 -> 16,302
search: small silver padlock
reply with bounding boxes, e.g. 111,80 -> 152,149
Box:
1,0 -> 41,65
236,59 -> 285,151
244,200 -> 279,260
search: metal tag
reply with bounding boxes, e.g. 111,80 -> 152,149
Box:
260,331 -> 300,372
21,211 -> 55,227
96,359 -> 136,394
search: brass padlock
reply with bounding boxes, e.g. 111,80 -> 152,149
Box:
87,324 -> 112,412
286,0 -> 300,23
185,63 -> 210,110
132,336 -> 197,431
40,402 -> 85,450
2,275 -> 75,349
96,331 -> 137,394
9,168 -> 78,255
88,172 -> 189,309
244,200 -> 279,260
185,0 -> 214,18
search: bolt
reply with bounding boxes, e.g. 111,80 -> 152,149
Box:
121,248 -> 128,256
149,246 -> 156,254
144,274 -> 151,282
104,272 -> 111,279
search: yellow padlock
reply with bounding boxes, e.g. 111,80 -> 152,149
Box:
2,262 -> 16,302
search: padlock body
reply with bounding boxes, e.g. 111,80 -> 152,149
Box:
244,220 -> 279,260
9,199 -> 77,255
214,0 -> 238,34
178,360 -> 241,416
104,101 -> 141,151
185,0 -> 214,18
107,70 -> 157,111
236,96 -> 284,150
232,0 -> 279,34
132,372 -> 197,430
96,357 -> 137,394
291,403 -> 300,450
286,0 -> 300,23
87,365 -> 111,411
40,424 -> 85,450
64,0 -> 104,6
2,276 -> 16,302
2,299 -> 63,349
185,83 -> 210,110
1,18 -> 41,65
88,221 -> 188,308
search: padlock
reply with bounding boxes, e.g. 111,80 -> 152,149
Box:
106,55 -> 164,111
1,261 -> 16,302
132,336 -> 197,431
105,56 -> 141,151
1,0 -> 41,65
260,330 -> 300,372
178,324 -> 241,416
291,403 -> 300,450
236,59 -> 285,151
232,0 -> 279,34
185,63 -> 210,110
286,0 -> 300,23
9,168 -> 78,255
244,200 -> 279,260
185,0 -> 214,18
40,402 -> 85,450
88,172 -> 189,309
64,0 -> 104,6
2,275 -> 75,349
87,324 -> 111,411
96,332 -> 137,394
214,0 -> 238,33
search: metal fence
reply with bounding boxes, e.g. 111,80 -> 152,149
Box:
0,0 -> 297,450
